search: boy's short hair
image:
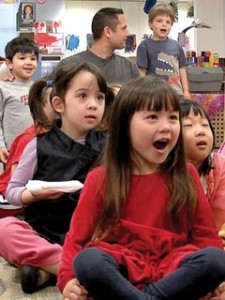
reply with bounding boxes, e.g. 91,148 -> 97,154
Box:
148,3 -> 175,24
91,7 -> 124,40
5,37 -> 39,61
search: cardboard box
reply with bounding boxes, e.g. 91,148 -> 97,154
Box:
187,67 -> 224,92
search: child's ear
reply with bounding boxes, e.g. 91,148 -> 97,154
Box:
148,20 -> 153,30
51,96 -> 64,113
5,59 -> 13,70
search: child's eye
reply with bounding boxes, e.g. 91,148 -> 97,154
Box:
182,124 -> 192,128
170,114 -> 178,120
79,93 -> 87,99
202,123 -> 209,127
97,94 -> 105,101
147,114 -> 157,120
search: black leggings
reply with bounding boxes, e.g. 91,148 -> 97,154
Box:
74,246 -> 225,300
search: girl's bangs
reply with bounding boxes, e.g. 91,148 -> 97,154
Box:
191,105 -> 206,118
135,90 -> 180,112
97,76 -> 108,94
181,101 -> 206,118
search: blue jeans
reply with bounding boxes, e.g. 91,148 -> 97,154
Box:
73,247 -> 225,300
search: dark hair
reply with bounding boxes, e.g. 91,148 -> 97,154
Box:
28,79 -> 53,131
93,76 -> 197,239
95,85 -> 118,132
180,99 -> 215,176
51,61 -> 108,102
5,37 -> 39,61
23,4 -> 34,19
148,3 -> 175,24
91,7 -> 124,40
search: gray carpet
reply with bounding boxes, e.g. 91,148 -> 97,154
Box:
0,256 -> 63,299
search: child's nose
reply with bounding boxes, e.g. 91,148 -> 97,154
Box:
88,98 -> 97,109
195,125 -> 205,135
161,120 -> 171,132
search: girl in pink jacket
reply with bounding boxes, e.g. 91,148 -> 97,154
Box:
181,99 -> 225,233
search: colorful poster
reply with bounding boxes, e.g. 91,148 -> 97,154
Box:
86,34 -> 93,49
52,20 -> 62,33
33,21 -> 46,33
34,33 -> 63,47
125,34 -> 136,53
1,0 -> 17,3
66,34 -> 80,52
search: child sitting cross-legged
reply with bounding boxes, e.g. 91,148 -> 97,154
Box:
58,77 -> 225,300
0,61 -> 109,294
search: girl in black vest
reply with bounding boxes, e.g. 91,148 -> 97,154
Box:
0,62 -> 112,294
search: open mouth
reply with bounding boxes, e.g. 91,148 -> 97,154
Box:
85,115 -> 96,120
153,139 -> 169,150
196,141 -> 207,147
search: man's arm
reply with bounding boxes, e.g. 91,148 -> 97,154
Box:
138,67 -> 147,77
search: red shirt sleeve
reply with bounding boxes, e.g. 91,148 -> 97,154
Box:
0,125 -> 37,196
57,167 -> 105,292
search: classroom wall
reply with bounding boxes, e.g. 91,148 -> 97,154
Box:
0,3 -> 18,57
64,1 -> 194,57
0,0 -> 224,58
0,0 -> 65,57
194,0 -> 225,56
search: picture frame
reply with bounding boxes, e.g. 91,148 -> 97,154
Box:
20,2 -> 35,24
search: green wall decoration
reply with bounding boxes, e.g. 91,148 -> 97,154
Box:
187,1 -> 194,18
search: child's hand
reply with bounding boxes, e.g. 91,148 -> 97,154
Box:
218,224 -> 225,248
22,190 -> 65,205
2,71 -> 14,82
31,191 -> 65,202
219,223 -> 225,238
63,278 -> 88,300
41,191 -> 65,199
0,147 -> 9,164
209,282 -> 225,299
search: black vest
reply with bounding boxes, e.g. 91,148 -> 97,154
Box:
25,123 -> 106,245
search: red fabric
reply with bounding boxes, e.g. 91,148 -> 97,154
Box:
0,125 -> 45,196
58,164 -> 222,292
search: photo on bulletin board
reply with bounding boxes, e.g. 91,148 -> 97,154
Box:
21,2 -> 35,24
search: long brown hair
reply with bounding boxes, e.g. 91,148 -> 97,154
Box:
93,76 -> 196,240
28,79 -> 53,132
